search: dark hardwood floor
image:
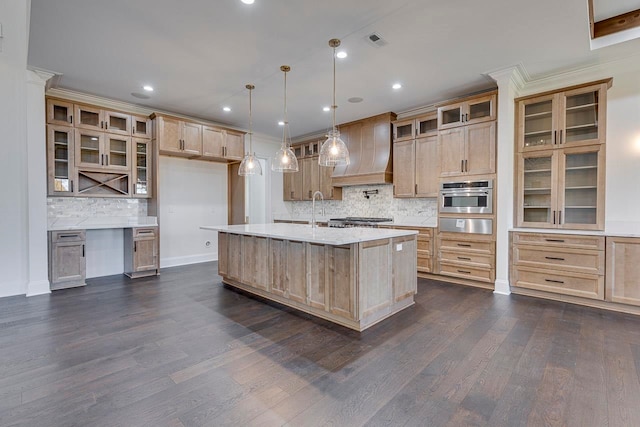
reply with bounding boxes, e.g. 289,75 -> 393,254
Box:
1,262 -> 640,426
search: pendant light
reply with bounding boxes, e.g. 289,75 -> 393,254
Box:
318,38 -> 350,167
272,65 -> 299,172
238,84 -> 263,176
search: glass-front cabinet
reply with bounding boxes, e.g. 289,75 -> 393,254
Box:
518,82 -> 608,152
438,93 -> 496,130
47,125 -> 75,196
517,144 -> 605,230
133,139 -> 152,198
75,129 -> 130,171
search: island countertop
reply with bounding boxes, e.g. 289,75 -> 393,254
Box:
201,223 -> 418,245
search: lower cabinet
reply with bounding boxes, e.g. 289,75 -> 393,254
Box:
437,232 -> 495,283
48,230 -> 86,290
511,231 -> 605,300
124,227 -> 159,278
606,237 -> 640,307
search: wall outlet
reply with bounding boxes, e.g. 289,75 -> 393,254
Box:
396,243 -> 403,251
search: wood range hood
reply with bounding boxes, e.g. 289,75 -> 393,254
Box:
331,112 -> 397,187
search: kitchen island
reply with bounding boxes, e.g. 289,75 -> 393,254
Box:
201,223 -> 418,331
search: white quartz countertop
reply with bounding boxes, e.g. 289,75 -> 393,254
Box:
201,223 -> 418,245
48,216 -> 158,231
272,215 -> 437,228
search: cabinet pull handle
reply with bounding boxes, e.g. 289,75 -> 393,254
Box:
69,116 -> 73,124
545,278 -> 564,284
465,159 -> 468,172
553,210 -> 556,224
105,154 -> 109,165
101,121 -> 104,129
461,160 -> 464,172
457,243 -> 472,247
101,154 -> 104,165
558,211 -> 562,224
545,256 -> 565,261
457,256 -> 471,261
415,184 -> 418,194
460,114 -> 464,123
82,244 -> 85,257
465,113 -> 469,122
291,191 -> 294,199
553,130 -> 557,145
134,241 -> 137,252
59,233 -> 79,238
309,190 -> 312,198
138,230 -> 154,234
545,238 -> 565,243
457,269 -> 471,274
70,180 -> 74,192
559,130 -> 563,144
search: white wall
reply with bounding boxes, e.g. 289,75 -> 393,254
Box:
0,0 -> 30,298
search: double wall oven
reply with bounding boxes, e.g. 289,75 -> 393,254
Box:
439,179 -> 493,234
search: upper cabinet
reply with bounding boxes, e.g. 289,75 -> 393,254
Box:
515,79 -> 611,231
132,115 -> 152,139
74,104 -> 132,136
47,125 -> 75,196
154,115 -> 202,157
74,129 -> 131,172
283,139 -> 342,201
517,81 -> 610,152
47,99 -> 74,126
438,93 -> 496,130
201,126 -> 244,161
439,121 -> 496,178
393,113 -> 438,142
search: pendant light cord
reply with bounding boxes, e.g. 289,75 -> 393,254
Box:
283,69 -> 288,148
247,85 -> 253,154
332,45 -> 337,132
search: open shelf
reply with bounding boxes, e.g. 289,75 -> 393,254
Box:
565,123 -> 597,131
524,111 -> 552,119
524,129 -> 553,137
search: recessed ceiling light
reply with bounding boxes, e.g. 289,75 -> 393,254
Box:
392,83 -> 402,90
348,97 -> 364,103
241,0 -> 254,4
278,121 -> 285,126
142,85 -> 154,92
323,106 -> 331,112
223,106 -> 231,112
336,51 -> 347,59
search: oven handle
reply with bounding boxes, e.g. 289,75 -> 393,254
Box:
440,190 -> 491,197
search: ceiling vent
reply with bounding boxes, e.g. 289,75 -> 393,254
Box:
366,32 -> 388,47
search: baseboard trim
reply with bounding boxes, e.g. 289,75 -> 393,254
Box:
493,279 -> 511,295
26,279 -> 51,297
160,253 -> 217,268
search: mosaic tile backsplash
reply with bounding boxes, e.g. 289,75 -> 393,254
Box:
282,184 -> 437,219
47,198 -> 148,218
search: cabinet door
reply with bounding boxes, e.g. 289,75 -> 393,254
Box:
518,94 -> 558,152
517,151 -> 559,228
438,102 -> 464,130
606,237 -> 640,306
439,127 -> 465,177
105,111 -> 131,136
75,129 -> 104,169
558,145 -> 604,230
74,104 -> 104,131
307,243 -> 327,310
415,135 -> 439,197
50,240 -> 85,285
181,122 -> 202,156
133,139 -> 152,198
393,118 -> 415,142
560,84 -> 606,147
47,99 -> 74,126
283,169 -> 302,201
286,240 -> 307,303
131,115 -> 152,139
415,114 -> 438,138
465,121 -> 496,176
202,126 -> 225,159
393,140 -> 415,197
329,244 -> 357,320
302,157 -> 319,200
104,134 -> 131,171
243,235 -> 269,291
319,164 -> 338,200
47,125 -> 75,196
133,232 -> 158,272
465,94 -> 495,126
270,238 -> 287,297
225,131 -> 245,160
158,116 -> 182,154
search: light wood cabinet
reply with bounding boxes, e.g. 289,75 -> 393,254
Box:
74,104 -> 132,136
242,235 -> 269,291
517,80 -> 610,152
511,231 -> 605,300
439,121 -> 496,177
283,169 -> 303,201
302,157 -> 320,200
606,237 -> 640,307
393,135 -> 439,198
132,138 -> 152,198
393,113 -> 438,142
437,232 -> 495,283
132,115 -> 152,139
75,129 -> 131,172
438,93 -> 496,130
47,99 -> 74,126
155,115 -> 202,157
287,240 -> 307,303
517,144 -> 605,230
201,126 -> 245,161
283,140 -> 341,201
47,125 -> 76,196
48,230 -> 86,290
124,227 -> 159,278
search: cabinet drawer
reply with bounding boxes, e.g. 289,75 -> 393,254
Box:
514,245 -> 603,275
513,232 -> 604,250
439,238 -> 494,254
513,266 -> 604,300
417,237 -> 432,252
417,253 -> 431,273
51,230 -> 86,243
134,227 -> 157,238
440,250 -> 493,268
439,262 -> 493,282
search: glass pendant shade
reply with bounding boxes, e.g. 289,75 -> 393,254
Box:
238,152 -> 262,176
238,83 -> 262,176
272,65 -> 299,173
319,129 -> 350,166
319,38 -> 350,167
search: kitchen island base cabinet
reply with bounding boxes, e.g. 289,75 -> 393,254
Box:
216,231 -> 417,331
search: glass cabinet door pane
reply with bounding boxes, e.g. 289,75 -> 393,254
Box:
53,105 -> 71,123
79,134 -> 101,166
523,156 -> 553,223
564,90 -> 599,144
79,109 -> 101,127
395,122 -> 413,139
563,151 -> 598,225
524,100 -> 553,148
469,100 -> 491,120
135,142 -> 149,195
417,117 -> 437,135
53,130 -> 70,191
108,137 -> 128,167
441,106 -> 461,126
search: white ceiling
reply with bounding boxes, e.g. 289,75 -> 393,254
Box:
28,0 -> 640,139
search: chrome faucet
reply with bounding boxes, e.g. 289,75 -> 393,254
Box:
311,191 -> 325,228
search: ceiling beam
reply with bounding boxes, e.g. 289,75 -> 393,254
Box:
590,5 -> 640,39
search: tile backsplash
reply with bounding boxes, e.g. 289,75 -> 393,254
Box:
47,197 -> 148,218
281,184 -> 437,219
